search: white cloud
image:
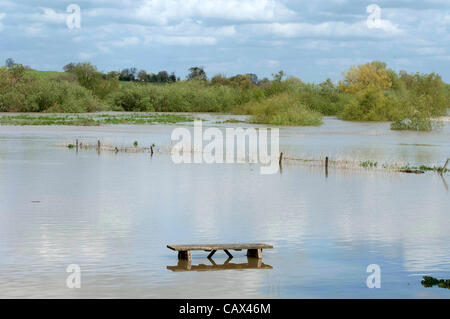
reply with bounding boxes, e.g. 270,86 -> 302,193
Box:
393,58 -> 412,66
0,1 -> 14,10
414,47 -> 446,55
248,20 -> 403,39
0,13 -> 4,32
79,52 -> 96,60
369,19 -> 402,34
2,0 -> 449,81
150,22 -> 236,37
145,35 -> 217,46
33,8 -> 67,24
435,55 -> 450,61
258,59 -> 280,68
111,36 -> 141,47
315,57 -> 367,67
135,0 -> 295,25
72,36 -> 85,43
296,40 -> 334,51
102,21 -> 237,47
24,23 -> 44,36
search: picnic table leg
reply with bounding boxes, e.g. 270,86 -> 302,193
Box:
224,249 -> 233,258
178,259 -> 192,270
209,258 -> 217,266
178,250 -> 192,261
246,248 -> 262,259
207,250 -> 217,259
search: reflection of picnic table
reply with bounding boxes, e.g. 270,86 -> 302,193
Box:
167,257 -> 273,272
167,243 -> 273,261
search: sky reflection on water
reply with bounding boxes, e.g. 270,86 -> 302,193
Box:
0,117 -> 449,298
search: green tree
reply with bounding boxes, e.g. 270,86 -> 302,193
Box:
5,58 -> 15,69
63,63 -> 76,72
399,72 -> 447,116
137,70 -> 148,82
68,62 -> 118,99
187,67 -> 207,81
272,70 -> 285,82
338,61 -> 392,93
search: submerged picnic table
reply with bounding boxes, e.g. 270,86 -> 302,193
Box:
167,243 -> 273,261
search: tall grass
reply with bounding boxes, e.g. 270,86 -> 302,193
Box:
106,81 -> 264,112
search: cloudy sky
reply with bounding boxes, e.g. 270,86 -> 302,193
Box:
0,0 -> 449,82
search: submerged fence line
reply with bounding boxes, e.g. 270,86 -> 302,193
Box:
66,139 -> 156,155
63,139 -> 450,175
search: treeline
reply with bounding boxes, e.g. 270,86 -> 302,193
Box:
1,59 -> 449,130
64,63 -> 178,83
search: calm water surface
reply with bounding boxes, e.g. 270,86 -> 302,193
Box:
0,116 -> 449,298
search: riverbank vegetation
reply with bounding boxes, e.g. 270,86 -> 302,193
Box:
234,92 -> 323,126
1,59 -> 448,129
0,113 -> 193,126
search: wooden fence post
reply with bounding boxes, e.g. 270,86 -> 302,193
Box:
443,158 -> 449,173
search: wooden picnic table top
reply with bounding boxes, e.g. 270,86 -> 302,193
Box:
167,243 -> 273,251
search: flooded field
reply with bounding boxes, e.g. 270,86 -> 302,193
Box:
0,116 -> 449,298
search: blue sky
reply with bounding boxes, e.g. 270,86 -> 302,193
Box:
0,0 -> 449,82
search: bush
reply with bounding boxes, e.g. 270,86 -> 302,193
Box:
0,66 -> 101,112
390,95 -> 443,131
107,85 -> 150,112
68,62 -> 119,99
106,81 -> 265,113
391,116 -> 435,131
234,93 -> 323,126
286,79 -> 350,116
399,72 -> 448,116
340,86 -> 391,121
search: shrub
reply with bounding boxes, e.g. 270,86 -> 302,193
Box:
390,95 -> 442,131
399,72 -> 448,116
0,66 -> 101,112
106,81 -> 265,113
286,79 -> 349,116
68,62 -> 119,99
234,92 -> 323,126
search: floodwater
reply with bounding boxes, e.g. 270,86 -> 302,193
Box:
0,115 -> 449,298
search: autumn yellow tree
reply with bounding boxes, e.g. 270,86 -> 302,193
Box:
338,61 -> 392,93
